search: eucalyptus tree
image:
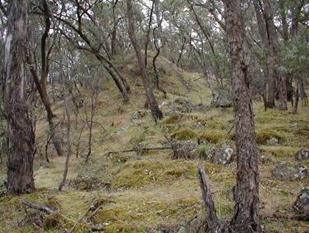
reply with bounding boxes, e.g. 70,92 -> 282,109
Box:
49,0 -> 130,102
27,0 -> 65,157
199,1 -> 261,232
5,0 -> 35,194
126,0 -> 163,121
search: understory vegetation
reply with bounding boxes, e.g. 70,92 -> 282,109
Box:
0,55 -> 308,232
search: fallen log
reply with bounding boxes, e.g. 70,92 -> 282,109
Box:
21,200 -> 57,214
105,146 -> 172,156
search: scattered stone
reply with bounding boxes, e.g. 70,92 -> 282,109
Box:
171,140 -> 198,160
207,146 -> 235,165
271,162 -> 308,181
195,144 -> 235,165
70,175 -> 111,191
266,137 -> 279,146
295,148 -> 309,161
293,187 -> 309,220
211,89 -> 232,108
131,110 -> 147,120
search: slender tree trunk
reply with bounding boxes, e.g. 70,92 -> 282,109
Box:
154,0 -> 163,45
28,62 -> 64,157
59,70 -> 71,191
265,53 -> 276,108
293,80 -> 299,114
198,2 -> 261,232
254,0 -> 288,110
85,91 -> 96,163
287,76 -> 294,103
223,0 -> 260,231
58,93 -> 71,191
126,0 -> 163,120
278,74 -> 288,110
111,0 -> 119,57
153,27 -> 167,97
176,36 -> 186,68
5,0 -> 35,194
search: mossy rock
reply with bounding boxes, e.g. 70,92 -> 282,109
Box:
171,128 -> 197,141
44,212 -> 88,232
256,129 -> 283,144
271,162 -> 308,181
198,130 -> 229,144
171,140 -> 198,160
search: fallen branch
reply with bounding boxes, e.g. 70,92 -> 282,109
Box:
198,164 -> 221,233
105,146 -> 172,156
262,213 -> 309,222
21,200 -> 57,214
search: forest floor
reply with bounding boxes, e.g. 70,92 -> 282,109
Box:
0,56 -> 308,233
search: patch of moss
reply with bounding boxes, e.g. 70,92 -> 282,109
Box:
171,128 -> 197,140
46,196 -> 61,210
194,144 -> 214,160
171,128 -> 197,141
43,212 -> 64,230
44,212 -> 88,232
112,160 -> 197,189
93,190 -> 200,233
260,146 -> 298,158
163,114 -> 182,125
128,127 -> 146,146
256,129 -> 283,144
294,125 -> 309,137
198,130 -> 229,144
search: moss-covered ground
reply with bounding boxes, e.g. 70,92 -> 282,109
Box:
0,56 -> 308,233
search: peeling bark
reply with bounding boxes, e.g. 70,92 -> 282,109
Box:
5,0 -> 35,194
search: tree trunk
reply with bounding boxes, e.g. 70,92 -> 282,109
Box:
278,74 -> 288,110
111,0 -> 119,57
28,60 -> 64,157
293,80 -> 299,114
4,0 -> 35,194
254,0 -> 288,110
223,0 -> 260,231
126,0 -> 163,120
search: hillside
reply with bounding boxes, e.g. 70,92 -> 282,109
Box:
0,56 -> 308,233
